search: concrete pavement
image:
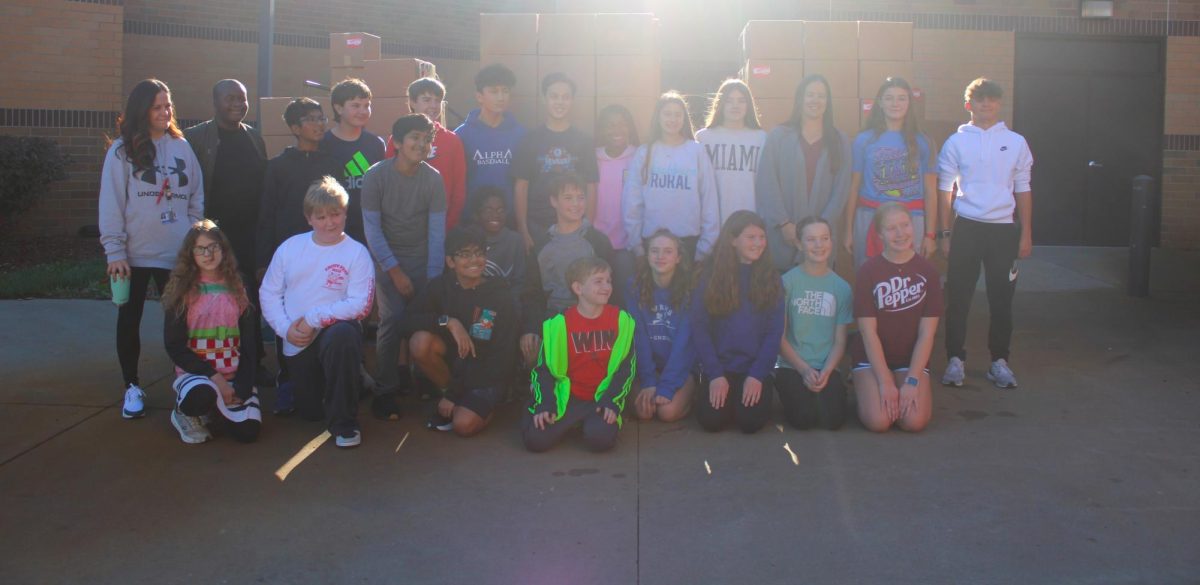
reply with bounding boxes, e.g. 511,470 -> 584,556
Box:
1,247 -> 1198,584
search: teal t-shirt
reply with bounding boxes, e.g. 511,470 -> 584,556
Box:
778,266 -> 853,371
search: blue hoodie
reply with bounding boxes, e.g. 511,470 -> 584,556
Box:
454,109 -> 526,213
625,278 -> 696,400
691,264 -> 785,381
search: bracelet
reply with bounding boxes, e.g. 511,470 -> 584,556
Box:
924,232 -> 936,240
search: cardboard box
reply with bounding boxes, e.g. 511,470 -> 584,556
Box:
857,21 -> 913,60
743,59 -> 804,99
594,13 -> 658,55
479,54 -> 539,97
537,95 -> 596,135
264,135 -> 294,158
596,55 -> 660,97
258,96 -> 328,136
537,55 -> 596,96
538,13 -> 596,55
802,60 -> 859,100
366,97 -> 411,138
754,97 -> 793,129
330,33 -> 381,68
330,66 -> 365,84
596,96 -> 657,144
362,58 -> 436,98
480,13 -> 538,55
910,86 -> 926,125
740,20 -> 804,59
858,60 -> 914,96
803,21 -> 858,60
832,97 -> 863,137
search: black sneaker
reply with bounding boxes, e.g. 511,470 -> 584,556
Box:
426,412 -> 453,432
371,394 -> 402,420
335,430 -> 361,448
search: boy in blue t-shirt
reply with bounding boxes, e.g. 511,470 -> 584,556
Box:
454,64 -> 526,220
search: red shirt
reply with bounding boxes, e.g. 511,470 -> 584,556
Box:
801,136 -> 823,197
850,253 -> 943,369
386,122 -> 467,229
564,304 -> 620,402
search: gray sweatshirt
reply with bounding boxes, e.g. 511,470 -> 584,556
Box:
99,135 -> 205,269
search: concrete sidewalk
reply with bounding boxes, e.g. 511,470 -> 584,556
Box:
1,247 -> 1198,584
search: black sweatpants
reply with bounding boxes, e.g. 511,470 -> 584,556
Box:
773,367 -> 847,430
116,267 -> 170,386
286,320 -> 363,435
944,217 -> 1020,362
522,399 -> 619,453
695,372 -> 773,434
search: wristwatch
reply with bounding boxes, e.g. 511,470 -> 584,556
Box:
437,315 -> 450,327
938,229 -> 952,240
905,375 -> 920,386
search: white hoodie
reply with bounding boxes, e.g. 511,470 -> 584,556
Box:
937,121 -> 1033,223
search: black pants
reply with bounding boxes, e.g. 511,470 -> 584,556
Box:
286,321 -> 363,435
773,367 -> 846,430
233,246 -> 266,373
116,267 -> 170,386
695,372 -> 773,433
176,375 -> 261,443
945,218 -> 1020,362
522,399 -> 619,453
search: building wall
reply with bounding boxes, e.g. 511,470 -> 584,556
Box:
3,0 -> 1199,247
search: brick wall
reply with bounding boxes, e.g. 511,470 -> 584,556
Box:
1162,36 -> 1200,248
912,29 -> 1015,143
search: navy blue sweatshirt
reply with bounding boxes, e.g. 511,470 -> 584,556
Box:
625,278 -> 696,399
691,264 -> 785,381
454,109 -> 526,213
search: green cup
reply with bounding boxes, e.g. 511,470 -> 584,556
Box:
110,275 -> 130,306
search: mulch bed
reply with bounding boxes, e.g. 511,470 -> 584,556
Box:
0,235 -> 105,274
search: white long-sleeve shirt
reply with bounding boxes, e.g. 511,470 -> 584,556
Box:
622,140 -> 720,259
937,121 -> 1034,223
259,232 -> 375,356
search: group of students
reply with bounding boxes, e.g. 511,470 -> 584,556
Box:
98,62 -> 1033,451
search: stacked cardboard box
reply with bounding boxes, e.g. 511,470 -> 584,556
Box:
741,21 -> 918,138
358,58 -> 436,137
479,13 -> 540,130
478,13 -> 661,139
329,32 -> 380,85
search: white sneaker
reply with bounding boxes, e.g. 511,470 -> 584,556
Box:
987,359 -> 1019,389
170,409 -> 211,444
122,384 -> 146,419
941,357 -> 965,387
335,430 -> 362,449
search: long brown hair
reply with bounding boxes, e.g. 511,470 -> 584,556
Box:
161,220 -> 250,318
785,75 -> 844,175
704,79 -> 762,130
862,76 -> 923,175
703,210 -> 781,316
635,229 -> 694,311
114,79 -> 182,172
640,91 -> 695,185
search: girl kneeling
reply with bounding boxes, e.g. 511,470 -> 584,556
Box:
691,211 -> 784,433
161,220 -> 261,444
775,217 -> 852,430
850,203 -> 941,433
626,229 -> 697,422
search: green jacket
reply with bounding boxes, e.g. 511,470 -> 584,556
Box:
529,308 -> 636,427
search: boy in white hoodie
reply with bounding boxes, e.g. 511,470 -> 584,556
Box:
936,78 -> 1034,390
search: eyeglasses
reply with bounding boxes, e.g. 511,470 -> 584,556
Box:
300,115 -> 328,125
453,249 -> 486,260
192,243 -> 222,257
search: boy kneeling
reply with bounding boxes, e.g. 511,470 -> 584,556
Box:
260,177 -> 375,448
403,228 -> 517,436
523,257 -> 635,453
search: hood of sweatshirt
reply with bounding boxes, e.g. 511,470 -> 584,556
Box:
957,121 -> 1009,135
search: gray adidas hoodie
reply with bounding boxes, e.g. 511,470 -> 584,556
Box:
99,135 -> 204,269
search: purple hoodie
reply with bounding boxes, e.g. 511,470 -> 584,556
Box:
691,264 -> 785,381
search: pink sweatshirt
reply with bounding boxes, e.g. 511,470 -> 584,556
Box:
594,145 -> 635,250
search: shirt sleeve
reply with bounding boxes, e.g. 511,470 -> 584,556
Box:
98,144 -> 130,263
657,309 -> 695,399
922,262 -> 944,318
853,264 -> 877,319
511,135 -> 536,181
622,147 -> 646,252
259,242 -> 292,338
689,273 -> 724,380
1014,137 -> 1034,193
836,279 -> 854,325
256,164 -> 279,270
184,146 -> 205,223
852,133 -> 867,174
695,143 -> 721,260
749,293 -> 786,381
755,129 -> 788,227
361,168 -> 399,271
427,173 -> 447,279
446,133 -> 467,228
937,136 -> 960,192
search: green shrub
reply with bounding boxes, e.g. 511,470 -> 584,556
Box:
0,136 -> 73,226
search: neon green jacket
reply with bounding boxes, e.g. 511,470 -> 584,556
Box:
528,308 -> 636,427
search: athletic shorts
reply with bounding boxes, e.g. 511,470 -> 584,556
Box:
453,387 -> 502,419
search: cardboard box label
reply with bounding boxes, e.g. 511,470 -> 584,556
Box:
346,37 -> 362,48
752,65 -> 772,77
